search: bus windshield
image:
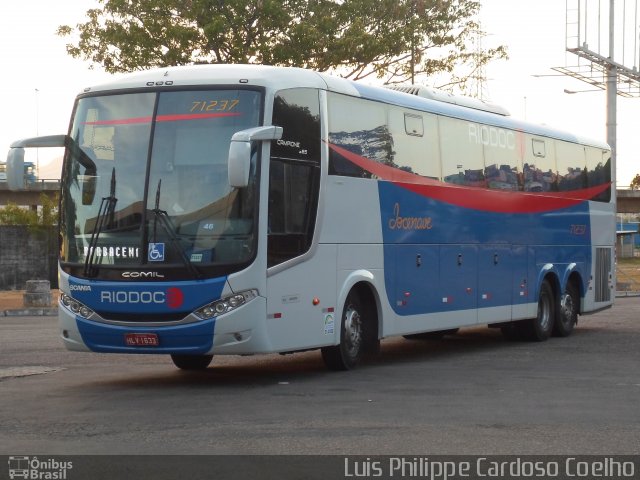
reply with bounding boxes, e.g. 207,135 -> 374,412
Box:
60,89 -> 262,277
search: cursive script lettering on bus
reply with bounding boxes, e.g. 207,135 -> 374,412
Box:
388,203 -> 433,231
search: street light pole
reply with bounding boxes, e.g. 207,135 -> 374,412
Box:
35,88 -> 40,179
606,0 -> 617,189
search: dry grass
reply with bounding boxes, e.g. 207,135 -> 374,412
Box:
617,257 -> 640,291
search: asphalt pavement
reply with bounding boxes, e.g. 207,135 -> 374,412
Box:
0,297 -> 639,455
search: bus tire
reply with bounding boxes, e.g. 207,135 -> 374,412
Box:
553,281 -> 579,337
171,354 -> 213,370
522,279 -> 555,342
321,291 -> 365,371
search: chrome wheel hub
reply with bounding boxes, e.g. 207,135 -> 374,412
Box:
538,294 -> 552,331
560,293 -> 574,323
344,307 -> 362,355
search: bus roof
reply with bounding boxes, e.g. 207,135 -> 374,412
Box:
80,64 -> 610,151
81,64 -> 331,94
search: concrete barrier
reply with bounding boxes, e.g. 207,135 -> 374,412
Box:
23,280 -> 52,307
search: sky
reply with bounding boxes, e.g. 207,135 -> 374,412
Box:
0,0 -> 638,186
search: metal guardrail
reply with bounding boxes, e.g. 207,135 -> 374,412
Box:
0,180 -> 60,189
616,291 -> 640,297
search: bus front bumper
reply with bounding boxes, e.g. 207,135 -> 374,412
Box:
59,295 -> 271,355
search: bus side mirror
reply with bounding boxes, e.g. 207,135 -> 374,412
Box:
228,141 -> 252,188
228,126 -> 283,188
6,135 -> 68,191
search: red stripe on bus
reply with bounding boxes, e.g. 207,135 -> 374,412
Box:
328,143 -> 611,213
83,112 -> 241,126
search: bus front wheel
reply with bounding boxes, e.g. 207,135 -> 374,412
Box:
321,291 -> 365,371
171,354 -> 213,370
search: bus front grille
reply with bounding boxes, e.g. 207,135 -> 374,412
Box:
94,311 -> 191,322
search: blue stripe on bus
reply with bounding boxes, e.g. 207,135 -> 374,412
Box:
378,181 -> 592,316
378,181 -> 592,245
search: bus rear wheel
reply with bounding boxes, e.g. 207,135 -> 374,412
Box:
553,282 -> 579,337
522,279 -> 555,342
171,354 -> 213,370
321,291 -> 365,371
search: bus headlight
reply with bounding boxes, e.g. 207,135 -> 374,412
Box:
60,293 -> 95,318
194,290 -> 257,320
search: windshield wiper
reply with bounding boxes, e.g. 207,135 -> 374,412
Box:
84,167 -> 117,277
150,179 -> 202,278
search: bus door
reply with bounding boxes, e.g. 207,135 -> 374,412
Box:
265,88 -> 325,351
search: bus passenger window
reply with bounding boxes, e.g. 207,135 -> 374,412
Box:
440,116 -> 484,187
556,141 -> 587,192
585,148 -> 611,202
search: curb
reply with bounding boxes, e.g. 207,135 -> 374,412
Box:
1,308 -> 58,317
615,291 -> 640,298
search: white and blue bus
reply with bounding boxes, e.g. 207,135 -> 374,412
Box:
6,65 -> 615,370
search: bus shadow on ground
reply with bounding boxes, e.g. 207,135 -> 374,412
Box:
81,325 -> 601,390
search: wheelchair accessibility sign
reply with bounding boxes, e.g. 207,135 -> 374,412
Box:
148,243 -> 165,262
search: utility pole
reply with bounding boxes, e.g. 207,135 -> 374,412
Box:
35,88 -> 40,179
553,0 -> 640,190
606,0 -> 617,187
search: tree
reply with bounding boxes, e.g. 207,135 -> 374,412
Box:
57,0 -> 506,90
0,194 -> 59,229
630,174 -> 640,190
0,203 -> 39,226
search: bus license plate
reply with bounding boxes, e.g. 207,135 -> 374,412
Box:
125,333 -> 159,347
